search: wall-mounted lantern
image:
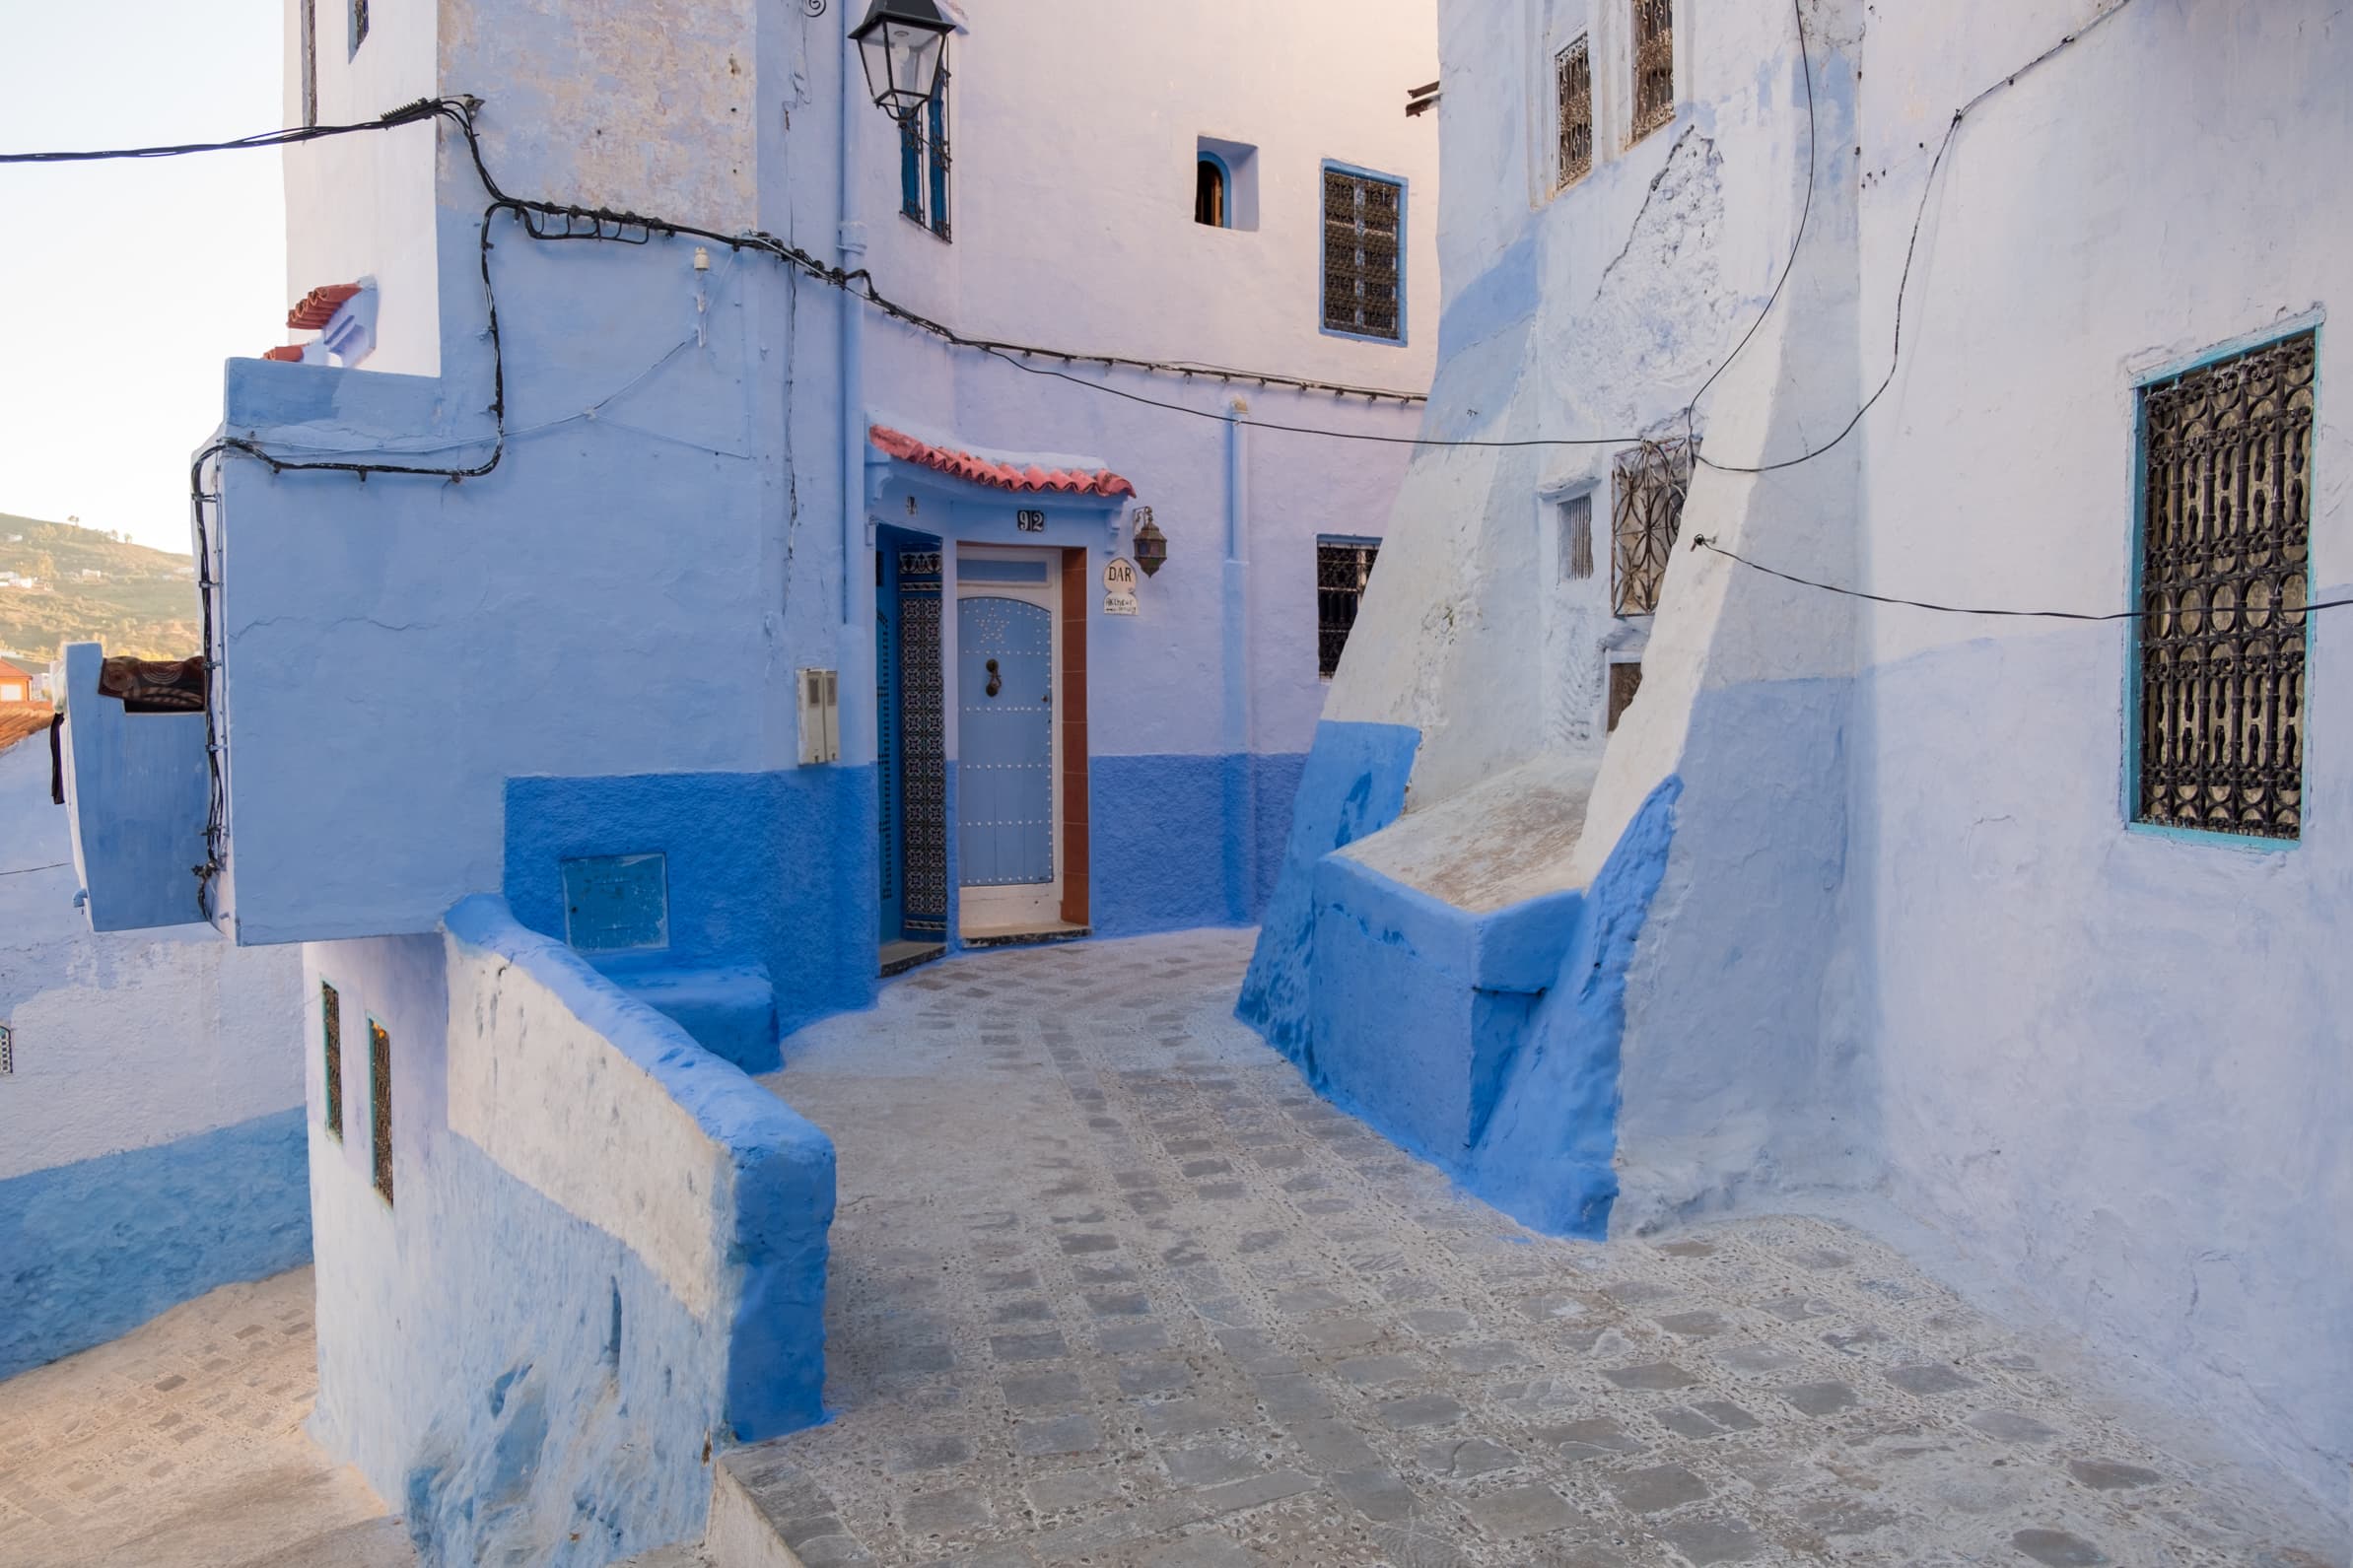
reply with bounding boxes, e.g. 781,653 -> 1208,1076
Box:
1132,511 -> 1168,578
849,0 -> 954,122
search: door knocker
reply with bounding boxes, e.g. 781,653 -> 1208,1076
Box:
985,657 -> 1002,698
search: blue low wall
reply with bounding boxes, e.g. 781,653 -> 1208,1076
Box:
311,903 -> 834,1567
504,768 -> 877,1070
0,1107 -> 311,1380
1238,715 -> 1684,1240
1237,720 -> 1421,1057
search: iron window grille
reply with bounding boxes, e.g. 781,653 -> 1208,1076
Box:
1557,37 -> 1594,189
320,982 -> 343,1140
1612,438 -> 1696,616
899,64 -> 952,239
1558,492 -> 1596,580
1317,537 -> 1382,678
1322,169 -> 1404,342
0,1022 -> 12,1077
1631,0 -> 1675,142
2133,328 -> 2314,841
369,1018 -> 393,1205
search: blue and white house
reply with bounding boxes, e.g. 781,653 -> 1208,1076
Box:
1247,0 -> 2349,1535
56,0 -> 1441,1559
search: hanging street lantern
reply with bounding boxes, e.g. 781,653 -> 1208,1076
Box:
1132,511 -> 1168,577
850,0 -> 954,122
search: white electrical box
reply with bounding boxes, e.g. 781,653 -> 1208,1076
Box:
797,667 -> 840,765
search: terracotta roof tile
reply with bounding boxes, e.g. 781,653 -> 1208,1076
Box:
870,425 -> 1137,499
262,344 -> 307,363
286,282 -> 363,331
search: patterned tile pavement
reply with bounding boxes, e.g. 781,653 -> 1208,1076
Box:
0,1268 -> 409,1568
738,929 -> 2341,1568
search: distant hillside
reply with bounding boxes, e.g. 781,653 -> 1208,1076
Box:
0,514 -> 200,662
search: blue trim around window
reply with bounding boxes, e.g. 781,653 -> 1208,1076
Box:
1318,160 -> 1409,348
2118,307 -> 2323,852
1197,149 -> 1233,229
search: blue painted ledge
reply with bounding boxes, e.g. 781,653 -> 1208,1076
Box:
1247,772 -> 1683,1242
1236,720 -> 1421,1058
0,1107 -> 311,1380
444,896 -> 836,1439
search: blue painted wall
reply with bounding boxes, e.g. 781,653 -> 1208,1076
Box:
1236,719 -> 1421,1057
1089,750 -> 1306,937
0,1107 -> 311,1380
504,768 -> 877,1070
56,642 -> 211,932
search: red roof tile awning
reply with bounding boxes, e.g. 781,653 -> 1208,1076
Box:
287,282 -> 363,331
870,425 -> 1137,499
261,344 -> 306,363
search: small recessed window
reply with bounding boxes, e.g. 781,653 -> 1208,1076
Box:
320,982 -> 343,1140
1196,158 -> 1229,228
349,0 -> 369,57
1608,662 -> 1644,731
0,1021 -> 14,1077
1557,493 -> 1595,580
369,1018 -> 393,1205
1197,137 -> 1260,230
1316,536 -> 1382,679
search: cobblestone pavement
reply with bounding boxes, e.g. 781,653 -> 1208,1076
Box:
0,1268 -> 411,1568
748,929 -> 2339,1568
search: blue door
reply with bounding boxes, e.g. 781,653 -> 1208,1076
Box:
957,596 -> 1054,886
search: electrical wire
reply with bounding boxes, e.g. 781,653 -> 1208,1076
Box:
0,861 -> 69,878
1696,0 -> 2141,476
0,101 -> 449,164
1692,535 -> 2352,623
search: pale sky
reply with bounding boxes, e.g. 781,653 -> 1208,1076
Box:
0,0 -> 286,554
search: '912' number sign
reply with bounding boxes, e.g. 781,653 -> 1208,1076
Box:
1015,510 -> 1046,532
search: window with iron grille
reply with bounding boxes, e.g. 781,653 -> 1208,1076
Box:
1556,36 -> 1593,189
1317,537 -> 1381,678
2133,328 -> 2314,841
899,65 -> 951,239
1612,439 -> 1696,615
0,1022 -> 13,1078
1557,493 -> 1595,581
369,1018 -> 393,1205
300,1 -> 318,127
1630,0 -> 1675,142
1321,168 -> 1404,342
320,982 -> 343,1140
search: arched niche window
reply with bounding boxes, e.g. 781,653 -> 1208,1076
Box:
1196,156 -> 1230,228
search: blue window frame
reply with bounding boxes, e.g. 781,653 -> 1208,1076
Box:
900,65 -> 951,240
1321,162 -> 1406,344
2125,319 -> 2317,846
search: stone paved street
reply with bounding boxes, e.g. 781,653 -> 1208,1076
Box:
747,930 -> 2339,1568
0,1268 -> 410,1568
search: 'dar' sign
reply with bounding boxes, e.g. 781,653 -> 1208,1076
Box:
1102,557 -> 1139,593
1015,510 -> 1047,532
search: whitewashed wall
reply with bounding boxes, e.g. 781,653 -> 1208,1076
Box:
1849,0 -> 2351,1519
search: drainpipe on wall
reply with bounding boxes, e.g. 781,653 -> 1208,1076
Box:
838,26 -> 865,634
1221,402 -> 1256,921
